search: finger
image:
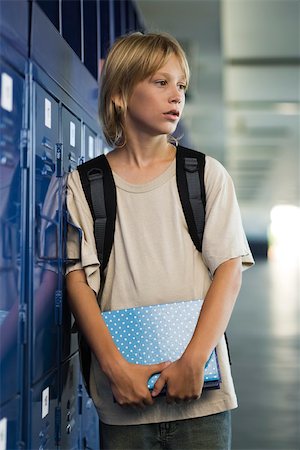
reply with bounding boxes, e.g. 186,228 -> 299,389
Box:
148,361 -> 171,376
151,373 -> 167,397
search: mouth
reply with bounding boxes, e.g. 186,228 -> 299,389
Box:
163,110 -> 180,120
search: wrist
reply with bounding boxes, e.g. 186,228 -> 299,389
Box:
100,352 -> 128,379
182,343 -> 211,368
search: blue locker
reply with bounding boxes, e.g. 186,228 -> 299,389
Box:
0,396 -> 21,450
31,82 -> 61,384
29,369 -> 59,450
80,381 -> 100,450
60,353 -> 81,450
61,106 -> 82,363
0,61 -> 25,406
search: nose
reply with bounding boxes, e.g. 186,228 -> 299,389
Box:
169,85 -> 183,104
169,94 -> 182,105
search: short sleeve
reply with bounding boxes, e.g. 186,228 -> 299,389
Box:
202,156 -> 254,275
65,170 -> 100,294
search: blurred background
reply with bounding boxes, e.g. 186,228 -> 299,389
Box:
135,2 -> 300,449
0,1 -> 299,449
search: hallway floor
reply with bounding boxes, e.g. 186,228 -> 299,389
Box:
229,259 -> 300,450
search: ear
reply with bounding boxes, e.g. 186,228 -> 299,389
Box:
112,93 -> 124,111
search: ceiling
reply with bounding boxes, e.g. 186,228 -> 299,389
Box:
136,0 -> 300,238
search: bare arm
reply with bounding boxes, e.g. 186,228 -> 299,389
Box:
152,256 -> 242,400
184,256 -> 242,363
66,269 -> 122,371
66,269 -> 170,406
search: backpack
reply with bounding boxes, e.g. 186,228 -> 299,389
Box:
77,145 -> 206,280
76,144 -> 214,394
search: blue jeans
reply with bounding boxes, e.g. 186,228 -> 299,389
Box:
100,411 -> 231,450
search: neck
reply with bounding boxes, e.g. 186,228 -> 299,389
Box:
120,134 -> 174,168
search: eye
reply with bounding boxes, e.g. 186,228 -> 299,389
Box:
178,83 -> 187,91
155,80 -> 167,86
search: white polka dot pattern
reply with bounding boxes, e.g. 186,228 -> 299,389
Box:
102,299 -> 221,390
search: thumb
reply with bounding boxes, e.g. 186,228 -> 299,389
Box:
151,371 -> 167,397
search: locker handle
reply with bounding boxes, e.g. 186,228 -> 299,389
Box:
68,151 -> 77,163
41,137 -> 54,152
42,149 -> 53,163
41,163 -> 54,177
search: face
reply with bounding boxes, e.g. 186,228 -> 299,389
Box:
124,54 -> 187,139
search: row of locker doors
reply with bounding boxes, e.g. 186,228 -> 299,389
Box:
0,53 -> 101,449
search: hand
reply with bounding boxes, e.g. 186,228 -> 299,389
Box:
108,359 -> 171,408
151,355 -> 204,403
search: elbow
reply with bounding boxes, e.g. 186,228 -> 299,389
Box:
216,256 -> 242,295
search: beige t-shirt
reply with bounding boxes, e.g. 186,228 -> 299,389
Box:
66,155 -> 254,425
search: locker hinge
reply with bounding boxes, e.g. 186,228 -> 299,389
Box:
18,304 -> 27,345
20,128 -> 29,169
56,143 -> 63,177
55,290 -> 62,325
55,406 -> 61,446
78,384 -> 83,415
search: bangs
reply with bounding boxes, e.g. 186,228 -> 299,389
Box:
125,34 -> 190,88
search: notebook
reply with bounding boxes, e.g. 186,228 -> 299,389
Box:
102,299 -> 221,392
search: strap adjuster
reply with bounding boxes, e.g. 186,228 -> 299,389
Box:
87,168 -> 103,181
184,157 -> 198,173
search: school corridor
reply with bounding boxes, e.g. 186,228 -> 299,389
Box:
230,259 -> 300,450
1,1 -> 299,449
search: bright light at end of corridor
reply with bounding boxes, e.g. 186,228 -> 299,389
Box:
268,205 -> 300,262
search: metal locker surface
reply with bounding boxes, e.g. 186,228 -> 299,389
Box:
31,82 -> 61,384
29,369 -> 59,450
0,61 -> 25,406
0,0 -> 29,58
80,381 -> 100,450
0,395 -> 21,450
60,353 -> 81,450
61,106 -> 81,364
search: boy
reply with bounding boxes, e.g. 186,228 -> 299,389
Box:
66,32 -> 254,450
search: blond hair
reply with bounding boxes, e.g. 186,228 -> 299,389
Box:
99,32 -> 190,147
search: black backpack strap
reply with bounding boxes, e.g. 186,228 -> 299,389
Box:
76,155 -> 116,394
77,154 -> 116,277
176,145 -> 206,252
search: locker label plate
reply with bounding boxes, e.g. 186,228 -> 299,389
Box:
42,387 -> 50,419
88,135 -> 94,159
45,98 -> 52,129
70,121 -> 76,147
0,417 -> 7,450
1,73 -> 13,112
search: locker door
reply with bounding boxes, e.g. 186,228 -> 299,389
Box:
31,83 -> 60,384
61,106 -> 81,362
62,107 -> 81,174
0,396 -> 21,450
60,353 -> 81,450
29,369 -> 59,450
0,63 -> 24,406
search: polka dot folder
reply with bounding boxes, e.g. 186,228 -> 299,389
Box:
102,299 -> 221,392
